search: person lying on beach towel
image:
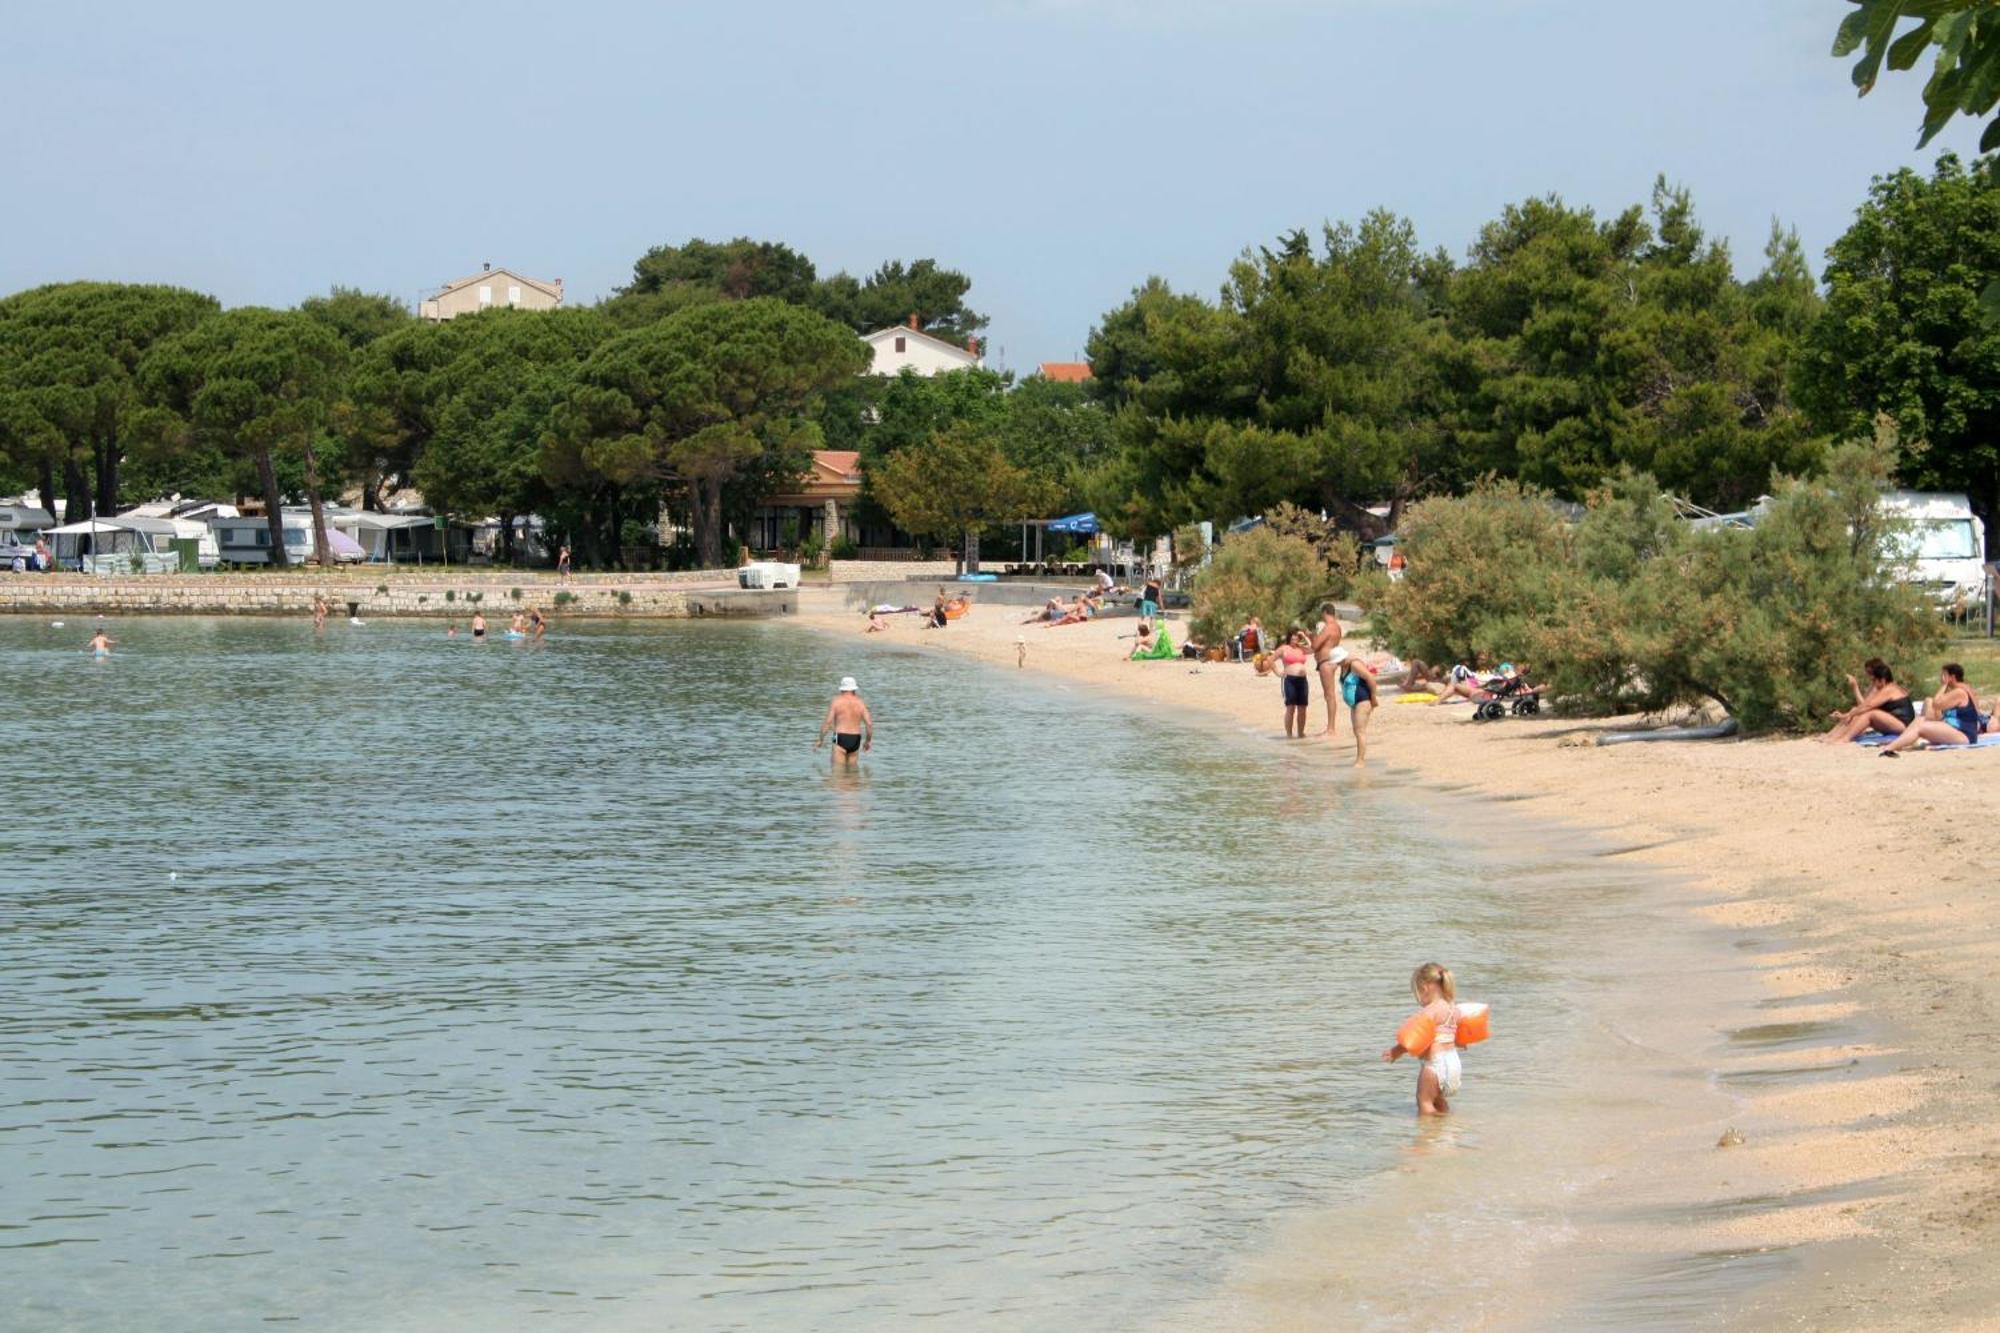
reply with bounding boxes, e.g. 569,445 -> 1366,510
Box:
1043,593 -> 1104,627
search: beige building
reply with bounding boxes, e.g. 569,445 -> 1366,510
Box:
419,264 -> 564,320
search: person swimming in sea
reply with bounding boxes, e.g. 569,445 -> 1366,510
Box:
1383,962 -> 1462,1116
471,612 -> 488,641
87,629 -> 115,658
815,676 -> 874,767
312,595 -> 328,631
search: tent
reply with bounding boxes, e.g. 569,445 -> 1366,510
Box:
46,516 -> 175,566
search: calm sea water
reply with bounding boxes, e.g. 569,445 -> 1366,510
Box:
1,616 -> 1621,1331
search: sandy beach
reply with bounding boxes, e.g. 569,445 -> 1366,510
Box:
800,589 -> 2000,1328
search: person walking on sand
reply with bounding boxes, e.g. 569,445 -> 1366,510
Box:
815,676 -> 874,767
1278,629 -> 1312,738
556,544 -> 572,582
1311,603 -> 1344,738
1139,573 -> 1162,623
312,595 -> 328,631
1384,962 -> 1462,1116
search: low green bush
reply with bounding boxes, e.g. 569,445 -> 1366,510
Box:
829,535 -> 859,561
1190,526 -> 1343,647
1373,442 -> 1944,731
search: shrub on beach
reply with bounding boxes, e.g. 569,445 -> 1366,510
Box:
1190,526 -> 1341,646
1369,479 -> 1567,667
1373,442 -> 1944,731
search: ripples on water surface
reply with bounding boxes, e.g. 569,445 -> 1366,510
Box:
2,617 -> 1607,1330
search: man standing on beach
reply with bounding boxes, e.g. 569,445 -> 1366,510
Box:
815,676 -> 874,767
1312,603 -> 1344,738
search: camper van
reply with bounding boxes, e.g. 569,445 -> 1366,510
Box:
1882,491 -> 1988,601
210,513 -> 363,566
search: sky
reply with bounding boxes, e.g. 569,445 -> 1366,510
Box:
2,0 -> 1984,372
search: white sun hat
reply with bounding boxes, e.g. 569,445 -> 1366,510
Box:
838,676 -> 858,692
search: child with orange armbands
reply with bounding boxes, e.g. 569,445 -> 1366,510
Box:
1382,962 -> 1462,1116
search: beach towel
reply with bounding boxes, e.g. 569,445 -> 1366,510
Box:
1857,731 -> 2000,750
1395,691 -> 1439,704
1133,628 -> 1177,660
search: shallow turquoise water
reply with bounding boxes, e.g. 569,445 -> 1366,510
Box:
0,617 -> 1612,1330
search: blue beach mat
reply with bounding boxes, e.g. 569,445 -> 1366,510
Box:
1855,731 -> 2000,750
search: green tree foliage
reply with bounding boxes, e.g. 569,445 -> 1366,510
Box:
299,287 -> 413,350
1451,182 -> 1819,510
0,282 -> 218,523
1189,526 -> 1343,648
871,421 -> 1060,572
811,258 -> 987,343
405,310 -> 612,558
603,237 -> 985,344
551,298 -> 867,567
1835,1 -> 2000,148
1088,188 -> 1815,541
138,309 -> 348,566
1795,153 -> 2000,527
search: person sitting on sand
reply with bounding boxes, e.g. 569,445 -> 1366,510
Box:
865,609 -> 890,633
1022,597 -> 1069,625
1043,593 -> 1102,628
1880,663 -> 1986,757
1820,658 -> 1915,744
1127,622 -> 1157,660
1235,616 -> 1266,661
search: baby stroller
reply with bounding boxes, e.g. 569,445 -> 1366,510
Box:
1472,672 -> 1542,721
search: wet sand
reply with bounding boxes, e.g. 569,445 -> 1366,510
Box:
800,591 -> 2000,1328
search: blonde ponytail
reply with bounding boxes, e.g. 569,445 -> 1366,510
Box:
1411,962 -> 1456,1003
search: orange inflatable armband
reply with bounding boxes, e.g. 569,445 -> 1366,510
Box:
1395,1013 -> 1435,1057
1455,1002 -> 1490,1047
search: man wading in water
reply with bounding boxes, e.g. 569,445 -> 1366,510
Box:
815,676 -> 874,767
1312,603 -> 1344,739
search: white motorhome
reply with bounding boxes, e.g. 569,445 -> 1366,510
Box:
1882,490 -> 1988,600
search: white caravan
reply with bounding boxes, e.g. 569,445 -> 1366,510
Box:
1882,490 -> 1988,601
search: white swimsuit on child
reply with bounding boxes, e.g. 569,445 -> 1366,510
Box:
1423,1002 -> 1461,1095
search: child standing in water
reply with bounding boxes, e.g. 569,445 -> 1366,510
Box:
1383,962 -> 1460,1116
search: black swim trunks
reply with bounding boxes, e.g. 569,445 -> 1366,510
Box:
835,732 -> 862,753
1282,675 -> 1309,707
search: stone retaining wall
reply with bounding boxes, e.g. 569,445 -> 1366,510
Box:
828,559 -> 960,584
0,573 -> 793,620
